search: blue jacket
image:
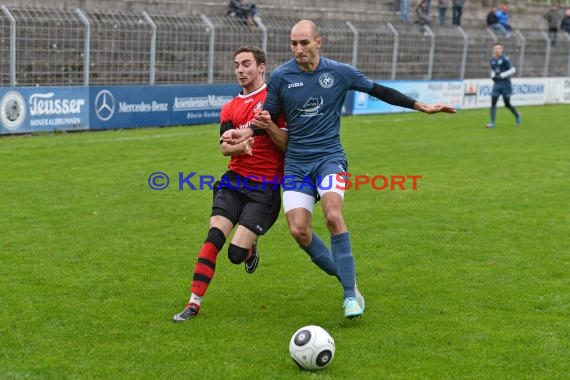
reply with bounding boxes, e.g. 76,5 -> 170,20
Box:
496,10 -> 510,26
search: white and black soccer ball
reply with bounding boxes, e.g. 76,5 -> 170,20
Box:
289,325 -> 335,371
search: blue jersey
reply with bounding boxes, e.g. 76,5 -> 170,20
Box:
490,54 -> 514,86
264,57 -> 374,162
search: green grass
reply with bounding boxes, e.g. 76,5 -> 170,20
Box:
1,105 -> 569,379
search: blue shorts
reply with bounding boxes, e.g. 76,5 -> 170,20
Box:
492,82 -> 512,97
283,156 -> 348,197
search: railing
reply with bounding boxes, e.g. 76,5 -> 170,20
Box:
0,5 -> 569,87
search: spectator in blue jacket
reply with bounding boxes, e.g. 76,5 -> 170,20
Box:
487,6 -> 510,37
496,4 -> 513,33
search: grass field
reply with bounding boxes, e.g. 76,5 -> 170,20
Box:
1,105 -> 569,379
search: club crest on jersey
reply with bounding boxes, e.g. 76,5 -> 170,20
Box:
297,96 -> 323,117
319,73 -> 334,88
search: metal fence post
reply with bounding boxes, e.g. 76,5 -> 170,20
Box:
542,31 -> 551,77
346,21 -> 358,67
142,11 -> 157,85
563,32 -> 570,77
457,26 -> 468,80
200,14 -> 215,84
387,23 -> 398,80
514,30 -> 525,77
1,5 -> 16,86
424,25 -> 435,80
255,17 -> 268,54
75,9 -> 90,86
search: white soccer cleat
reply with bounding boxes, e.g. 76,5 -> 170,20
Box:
355,286 -> 365,313
343,297 -> 363,319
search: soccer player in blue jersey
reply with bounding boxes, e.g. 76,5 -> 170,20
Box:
224,20 -> 455,319
486,42 -> 522,129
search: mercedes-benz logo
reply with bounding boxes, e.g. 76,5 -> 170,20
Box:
94,90 -> 115,121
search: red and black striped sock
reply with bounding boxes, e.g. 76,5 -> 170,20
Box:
191,242 -> 219,297
190,227 -> 226,297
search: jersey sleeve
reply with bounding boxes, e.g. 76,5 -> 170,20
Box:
341,64 -> 374,93
220,102 -> 232,123
264,72 -> 282,121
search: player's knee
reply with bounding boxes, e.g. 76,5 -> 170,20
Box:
205,227 -> 226,251
323,208 -> 344,232
288,224 -> 312,246
227,243 -> 249,264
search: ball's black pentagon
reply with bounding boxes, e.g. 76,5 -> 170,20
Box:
294,329 -> 312,346
316,350 -> 332,367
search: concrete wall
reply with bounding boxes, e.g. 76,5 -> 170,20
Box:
0,0 -> 558,30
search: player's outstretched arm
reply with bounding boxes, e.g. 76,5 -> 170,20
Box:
413,102 -> 457,114
367,83 -> 456,114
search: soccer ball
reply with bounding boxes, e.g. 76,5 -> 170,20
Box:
289,325 -> 335,371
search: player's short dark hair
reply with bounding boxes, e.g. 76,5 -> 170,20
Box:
234,46 -> 266,66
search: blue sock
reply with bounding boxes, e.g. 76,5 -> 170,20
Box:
302,234 -> 338,276
490,106 -> 497,124
331,232 -> 356,299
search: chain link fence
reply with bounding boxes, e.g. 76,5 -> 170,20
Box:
1,5 -> 570,87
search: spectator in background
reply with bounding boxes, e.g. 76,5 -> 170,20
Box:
437,0 -> 449,27
487,6 -> 510,37
452,0 -> 465,26
544,5 -> 560,46
400,0 -> 410,24
424,0 -> 432,15
561,9 -> 570,35
495,4 -> 513,34
415,0 -> 433,30
228,0 -> 258,29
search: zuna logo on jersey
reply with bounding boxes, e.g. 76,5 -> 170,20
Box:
319,73 -> 334,88
297,97 -> 323,118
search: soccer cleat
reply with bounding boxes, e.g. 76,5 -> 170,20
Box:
244,240 -> 259,274
355,286 -> 366,313
172,303 -> 200,322
343,297 -> 363,319
516,114 -> 522,127
485,123 -> 495,128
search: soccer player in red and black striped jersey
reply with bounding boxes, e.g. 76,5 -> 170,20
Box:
173,46 -> 287,322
